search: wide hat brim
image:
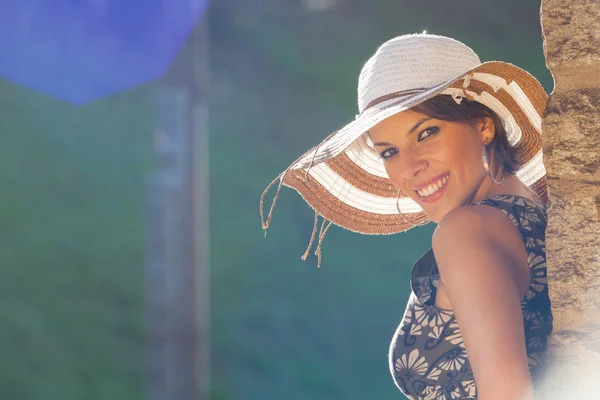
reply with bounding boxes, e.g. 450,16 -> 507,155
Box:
266,61 -> 548,235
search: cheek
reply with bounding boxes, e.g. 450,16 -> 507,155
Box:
437,142 -> 462,164
383,161 -> 406,189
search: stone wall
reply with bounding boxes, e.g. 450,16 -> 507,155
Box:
539,1 -> 600,397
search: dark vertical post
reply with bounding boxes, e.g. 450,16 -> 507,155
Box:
190,6 -> 210,400
146,2 -> 209,399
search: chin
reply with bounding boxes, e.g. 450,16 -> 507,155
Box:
423,209 -> 441,224
421,203 -> 452,225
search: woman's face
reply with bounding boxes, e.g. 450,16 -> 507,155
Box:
368,110 -> 495,223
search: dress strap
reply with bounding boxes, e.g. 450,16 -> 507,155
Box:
472,194 -> 547,234
410,248 -> 439,306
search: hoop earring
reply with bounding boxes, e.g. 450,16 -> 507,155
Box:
396,189 -> 431,227
482,145 -> 504,185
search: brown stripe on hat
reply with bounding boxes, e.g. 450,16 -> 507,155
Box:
326,152 -> 400,197
531,175 -> 549,206
362,88 -> 428,112
283,169 -> 429,234
474,62 -> 547,116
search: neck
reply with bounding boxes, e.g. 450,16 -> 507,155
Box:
485,173 -> 540,202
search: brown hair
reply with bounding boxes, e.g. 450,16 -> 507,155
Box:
410,95 -> 525,174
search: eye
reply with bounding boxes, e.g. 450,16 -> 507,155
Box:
379,148 -> 398,160
378,126 -> 439,160
418,126 -> 439,141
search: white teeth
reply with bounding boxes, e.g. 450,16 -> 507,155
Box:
417,175 -> 448,197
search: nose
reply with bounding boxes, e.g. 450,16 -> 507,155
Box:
398,150 -> 428,179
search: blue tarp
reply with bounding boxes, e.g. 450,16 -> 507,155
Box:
0,0 -> 209,103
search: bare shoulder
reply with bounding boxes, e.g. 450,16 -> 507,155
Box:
432,203 -> 530,297
433,203 -> 514,239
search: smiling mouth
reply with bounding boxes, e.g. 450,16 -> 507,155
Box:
414,174 -> 449,199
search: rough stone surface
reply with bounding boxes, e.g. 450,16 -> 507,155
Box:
538,0 -> 600,396
543,95 -> 600,177
545,180 -> 600,312
541,0 -> 600,69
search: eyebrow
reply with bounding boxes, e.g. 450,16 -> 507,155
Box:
372,117 -> 433,146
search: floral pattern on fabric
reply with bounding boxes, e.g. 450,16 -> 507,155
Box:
388,194 -> 553,399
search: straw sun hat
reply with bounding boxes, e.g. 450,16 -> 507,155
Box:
260,33 -> 548,266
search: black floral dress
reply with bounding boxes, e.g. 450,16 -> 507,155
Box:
388,194 -> 553,400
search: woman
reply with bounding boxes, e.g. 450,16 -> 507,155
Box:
260,33 -> 553,400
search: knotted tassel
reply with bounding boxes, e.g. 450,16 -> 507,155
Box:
300,212 -> 333,268
314,217 -> 333,269
260,171 -> 286,237
301,211 -> 319,261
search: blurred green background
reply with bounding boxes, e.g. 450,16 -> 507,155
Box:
1,1 -> 553,399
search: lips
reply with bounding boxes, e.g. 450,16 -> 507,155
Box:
410,173 -> 450,191
413,173 -> 450,203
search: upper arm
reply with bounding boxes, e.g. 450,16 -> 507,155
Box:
432,205 -> 533,400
